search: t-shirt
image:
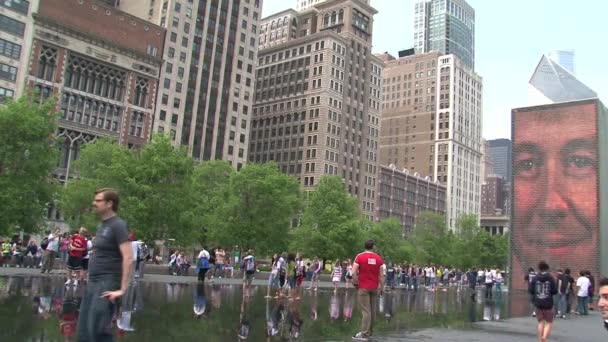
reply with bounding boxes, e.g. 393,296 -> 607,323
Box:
88,216 -> 129,280
557,273 -> 570,294
354,251 -> 383,290
46,233 -> 60,252
576,276 -> 590,297
69,234 -> 86,258
215,250 -> 226,264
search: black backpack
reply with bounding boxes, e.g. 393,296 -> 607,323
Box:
40,237 -> 49,250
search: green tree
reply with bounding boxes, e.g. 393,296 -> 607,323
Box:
365,218 -> 403,259
210,162 -> 301,255
290,176 -> 362,260
0,96 -> 59,235
405,211 -> 449,265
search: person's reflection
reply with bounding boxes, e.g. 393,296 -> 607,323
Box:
467,299 -> 477,322
38,280 -> 53,320
329,291 -> 340,322
310,290 -> 318,321
343,290 -> 354,322
117,279 -> 143,332
238,291 -> 250,340
483,301 -> 492,321
384,292 -> 393,322
211,284 -> 222,310
59,285 -> 83,341
194,283 -> 208,319
288,299 -> 303,339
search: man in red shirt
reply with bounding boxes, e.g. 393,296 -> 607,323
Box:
352,240 -> 384,340
66,227 -> 87,286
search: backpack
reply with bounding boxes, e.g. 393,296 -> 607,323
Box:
198,256 -> 209,269
138,244 -> 149,261
40,237 -> 49,250
246,256 -> 255,273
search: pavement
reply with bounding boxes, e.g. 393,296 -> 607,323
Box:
378,312 -> 607,341
1,266 -> 605,341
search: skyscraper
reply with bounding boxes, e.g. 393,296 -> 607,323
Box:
548,49 -> 574,74
487,138 -> 511,183
119,0 -> 263,169
413,0 -> 475,68
250,0 -> 383,219
378,51 -> 483,228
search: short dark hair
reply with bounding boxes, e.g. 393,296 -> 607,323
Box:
95,188 -> 119,212
565,268 -> 571,275
600,277 -> 608,287
364,240 -> 375,250
538,261 -> 549,272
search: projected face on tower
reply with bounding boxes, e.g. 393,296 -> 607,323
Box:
512,102 -> 599,290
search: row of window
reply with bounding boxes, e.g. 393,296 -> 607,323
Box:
1,0 -> 30,15
0,37 -> 20,59
0,14 -> 24,37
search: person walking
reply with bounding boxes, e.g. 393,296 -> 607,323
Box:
466,268 -> 478,300
331,260 -> 343,293
352,240 -> 384,341
307,257 -> 322,291
196,247 -> 211,282
214,247 -> 226,279
529,261 -> 557,342
576,270 -> 591,316
65,227 -> 87,286
77,188 -> 134,342
242,250 -> 256,292
41,228 -> 60,274
484,268 -> 495,299
556,269 -> 571,319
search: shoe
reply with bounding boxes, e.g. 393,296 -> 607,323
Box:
352,332 -> 369,340
532,311 -> 536,317
65,279 -> 71,286
561,315 -> 566,319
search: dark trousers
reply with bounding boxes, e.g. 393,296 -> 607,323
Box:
485,283 -> 494,299
78,275 -> 120,342
198,268 -> 209,282
41,250 -> 57,272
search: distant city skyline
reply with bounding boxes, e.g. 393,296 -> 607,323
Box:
262,0 -> 608,140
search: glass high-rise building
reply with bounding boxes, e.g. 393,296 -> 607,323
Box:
414,0 -> 475,68
487,138 -> 512,183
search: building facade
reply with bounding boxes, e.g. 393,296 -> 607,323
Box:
480,215 -> 509,236
376,165 -> 446,235
379,51 -> 482,228
486,138 -> 511,183
250,0 -> 382,219
29,0 -> 165,185
0,0 -> 38,100
413,0 -> 475,68
480,175 -> 504,216
119,0 -> 262,169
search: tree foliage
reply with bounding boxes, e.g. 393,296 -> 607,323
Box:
0,96 -> 59,235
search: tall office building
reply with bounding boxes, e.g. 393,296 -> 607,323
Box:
119,0 -> 262,169
413,0 -> 475,68
250,0 -> 383,219
487,138 -> 511,183
379,51 -> 483,228
548,49 -> 574,74
295,0 -> 370,12
0,0 -> 37,101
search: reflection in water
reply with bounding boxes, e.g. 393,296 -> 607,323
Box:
0,275 -> 533,341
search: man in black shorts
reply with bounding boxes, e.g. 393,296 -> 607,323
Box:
529,261 -> 557,342
66,228 -> 87,287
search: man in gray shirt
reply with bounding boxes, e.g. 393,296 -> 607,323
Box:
78,188 -> 133,342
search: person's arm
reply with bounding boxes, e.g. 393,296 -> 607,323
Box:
529,279 -> 535,295
378,263 -> 385,291
352,262 -> 360,286
558,278 -> 563,294
102,241 -> 133,302
551,278 -> 558,296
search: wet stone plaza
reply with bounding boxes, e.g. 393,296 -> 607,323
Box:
0,272 -> 604,341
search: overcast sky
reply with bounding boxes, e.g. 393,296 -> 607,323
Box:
261,0 -> 607,140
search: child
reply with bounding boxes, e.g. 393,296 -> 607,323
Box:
331,260 -> 342,293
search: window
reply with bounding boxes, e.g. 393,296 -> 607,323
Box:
159,110 -> 167,121
168,47 -> 175,58
172,16 -> 179,28
0,38 -> 20,59
174,2 -> 181,12
1,0 -> 29,15
0,14 -> 24,37
165,62 -> 173,74
177,67 -> 184,78
162,94 -> 169,105
185,7 -> 192,18
171,114 -> 178,125
180,52 -> 187,62
163,78 -> 171,89
182,37 -> 188,48
170,32 -> 177,42
0,63 -> 16,82
173,98 -> 180,109
176,82 -> 182,93
184,22 -> 190,34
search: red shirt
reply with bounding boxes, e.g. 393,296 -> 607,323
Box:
69,234 -> 86,258
354,251 -> 383,290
